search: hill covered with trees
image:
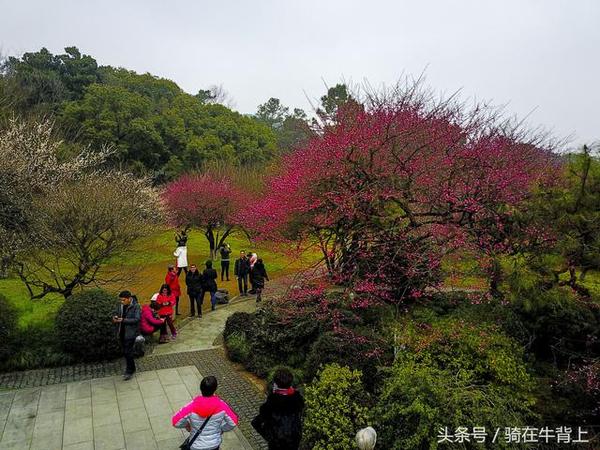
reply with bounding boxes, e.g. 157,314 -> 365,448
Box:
0,46 -> 282,180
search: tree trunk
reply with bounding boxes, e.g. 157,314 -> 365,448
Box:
489,257 -> 502,298
216,227 -> 234,254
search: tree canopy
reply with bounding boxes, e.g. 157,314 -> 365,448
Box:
1,47 -> 278,179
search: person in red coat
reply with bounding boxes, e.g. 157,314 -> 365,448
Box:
156,283 -> 177,343
165,264 -> 181,315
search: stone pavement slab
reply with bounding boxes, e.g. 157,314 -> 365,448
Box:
0,367 -> 253,450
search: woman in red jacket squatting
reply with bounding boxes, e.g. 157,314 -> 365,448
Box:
156,283 -> 177,343
172,376 -> 238,450
165,264 -> 182,315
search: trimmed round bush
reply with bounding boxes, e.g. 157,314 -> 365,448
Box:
0,293 -> 18,362
55,289 -> 121,361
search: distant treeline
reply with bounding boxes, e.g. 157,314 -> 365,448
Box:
0,46 -> 323,181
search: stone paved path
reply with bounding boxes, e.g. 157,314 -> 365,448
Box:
152,296 -> 257,356
0,366 -> 253,450
0,294 -> 271,450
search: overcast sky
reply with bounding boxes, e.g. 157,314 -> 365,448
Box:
1,0 -> 598,146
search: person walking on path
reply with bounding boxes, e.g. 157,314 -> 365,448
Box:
186,264 -> 204,317
248,252 -> 258,294
251,367 -> 304,450
156,283 -> 177,343
250,258 -> 269,303
218,243 -> 232,281
165,264 -> 182,315
234,251 -> 251,296
201,260 -> 218,311
140,300 -> 166,338
112,290 -> 141,380
172,375 -> 239,450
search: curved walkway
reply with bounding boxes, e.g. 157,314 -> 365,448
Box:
0,295 -> 270,450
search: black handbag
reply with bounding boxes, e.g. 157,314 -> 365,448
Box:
180,415 -> 212,450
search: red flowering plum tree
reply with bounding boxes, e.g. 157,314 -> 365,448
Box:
162,172 -> 251,258
249,81 -> 560,304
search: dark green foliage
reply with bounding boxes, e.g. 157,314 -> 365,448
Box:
224,312 -> 256,340
2,47 -> 278,175
304,330 -> 390,388
1,47 -> 99,114
223,308 -> 321,377
4,323 -> 72,370
55,289 -> 121,361
374,317 -> 537,449
302,364 -> 369,450
0,294 -> 18,361
224,331 -> 251,363
255,98 -> 313,152
502,260 -> 600,363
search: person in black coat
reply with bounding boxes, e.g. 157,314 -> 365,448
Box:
219,242 -> 232,281
250,258 -> 269,303
234,251 -> 251,296
251,368 -> 304,450
185,264 -> 204,317
112,290 -> 141,380
201,260 -> 218,311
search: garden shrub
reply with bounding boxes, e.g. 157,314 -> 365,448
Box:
302,363 -> 369,450
374,317 -> 538,449
246,352 -> 280,378
224,312 -> 256,340
304,329 -> 390,388
0,293 -> 18,362
225,307 -> 321,377
55,289 -> 121,361
224,331 -> 251,363
6,323 -> 72,370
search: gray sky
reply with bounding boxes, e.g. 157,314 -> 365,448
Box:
1,0 -> 599,146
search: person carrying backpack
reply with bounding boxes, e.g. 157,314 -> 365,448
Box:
252,367 -> 304,450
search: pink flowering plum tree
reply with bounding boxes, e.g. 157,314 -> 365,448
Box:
162,172 -> 251,258
248,80 -> 560,305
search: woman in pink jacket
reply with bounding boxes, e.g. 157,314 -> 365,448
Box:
140,301 -> 165,338
172,376 -> 238,450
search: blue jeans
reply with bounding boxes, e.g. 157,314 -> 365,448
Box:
202,290 -> 217,309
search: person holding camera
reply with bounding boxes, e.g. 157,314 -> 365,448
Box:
112,290 -> 141,381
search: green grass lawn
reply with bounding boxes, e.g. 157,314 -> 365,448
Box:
0,227 -> 316,332
0,278 -> 63,328
4,228 -> 598,340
